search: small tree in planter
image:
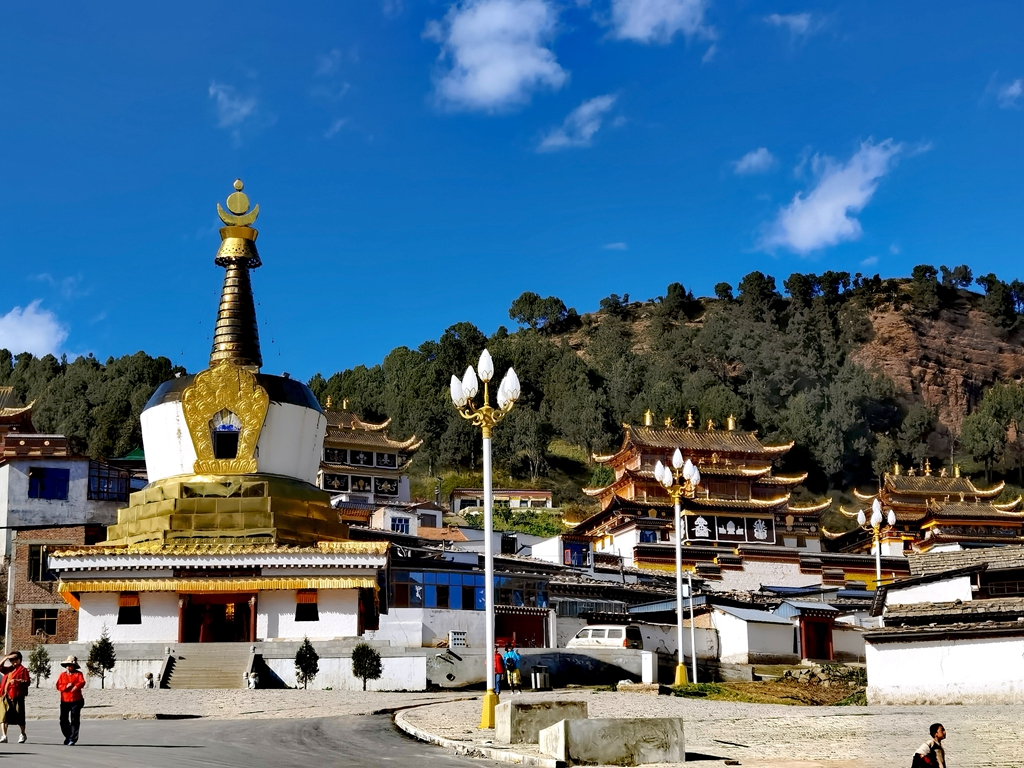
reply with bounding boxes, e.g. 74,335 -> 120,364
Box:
28,643 -> 51,688
351,642 -> 382,691
295,637 -> 320,690
87,626 -> 116,689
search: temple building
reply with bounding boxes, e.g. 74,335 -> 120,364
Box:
318,398 -> 421,507
48,181 -> 387,647
827,461 -> 1024,555
574,413 -> 905,590
0,387 -> 36,438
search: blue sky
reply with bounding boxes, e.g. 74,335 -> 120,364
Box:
2,1 -> 1023,380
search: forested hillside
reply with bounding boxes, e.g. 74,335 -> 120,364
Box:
310,265 -> 1024,499
0,350 -> 183,459
4,264 -> 1024,505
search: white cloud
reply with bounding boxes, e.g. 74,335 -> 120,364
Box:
208,82 -> 258,129
0,301 -> 68,357
861,256 -> 878,266
997,78 -> 1023,109
603,242 -> 628,250
760,139 -> 903,255
324,118 -> 350,138
764,12 -> 821,39
609,0 -> 713,44
733,147 -> 776,175
701,43 -> 717,63
538,94 -> 617,151
316,49 -> 343,77
426,0 -> 567,112
889,243 -> 900,255
382,0 -> 404,17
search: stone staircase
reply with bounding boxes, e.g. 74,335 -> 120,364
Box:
165,643 -> 252,689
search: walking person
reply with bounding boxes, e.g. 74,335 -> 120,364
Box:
56,655 -> 86,746
492,645 -> 504,696
0,652 -> 31,744
914,723 -> 946,767
503,645 -> 523,694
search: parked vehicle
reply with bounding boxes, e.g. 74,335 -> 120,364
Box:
565,625 -> 644,650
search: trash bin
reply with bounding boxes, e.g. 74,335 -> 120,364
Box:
531,665 -> 551,691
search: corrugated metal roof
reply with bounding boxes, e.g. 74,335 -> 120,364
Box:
714,604 -> 793,625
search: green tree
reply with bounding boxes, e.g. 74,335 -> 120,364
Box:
294,637 -> 320,690
351,642 -> 382,692
940,264 -> 973,289
509,292 -> 568,331
871,434 -> 901,481
961,411 -> 1005,481
898,404 -> 936,466
28,643 -> 51,688
909,265 -> 940,316
87,626 -> 116,688
713,282 -> 734,301
975,273 -> 1017,328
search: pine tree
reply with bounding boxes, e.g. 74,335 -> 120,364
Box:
294,637 -> 320,690
28,643 -> 51,688
87,626 -> 116,689
351,642 -> 382,692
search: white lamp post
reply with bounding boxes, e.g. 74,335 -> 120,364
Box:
655,449 -> 701,686
450,349 -> 520,729
856,498 -> 896,627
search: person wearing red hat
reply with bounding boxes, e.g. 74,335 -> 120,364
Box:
56,656 -> 86,746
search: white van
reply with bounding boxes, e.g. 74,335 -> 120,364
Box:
565,624 -> 644,650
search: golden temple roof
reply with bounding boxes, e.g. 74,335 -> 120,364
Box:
857,472 -> 1005,500
323,407 -> 422,452
51,539 -> 389,558
597,423 -> 793,466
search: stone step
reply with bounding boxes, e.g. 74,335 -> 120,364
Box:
166,644 -> 252,690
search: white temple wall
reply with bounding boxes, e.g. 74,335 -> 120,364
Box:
262,654 -> 426,691
78,592 -> 179,644
142,400 -> 325,485
257,589 -> 357,640
867,634 -> 1024,704
884,576 -> 972,612
375,607 -> 487,648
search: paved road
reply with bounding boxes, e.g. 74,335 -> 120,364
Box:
0,715 -> 502,768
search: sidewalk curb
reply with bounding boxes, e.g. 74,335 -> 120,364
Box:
394,708 -> 565,768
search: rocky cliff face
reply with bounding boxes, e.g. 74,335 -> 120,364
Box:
850,300 -> 1024,433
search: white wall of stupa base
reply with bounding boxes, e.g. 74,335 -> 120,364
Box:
141,400 -> 326,486
76,589 -> 361,643
262,654 -> 427,691
257,589 -> 358,639
79,592 -> 180,644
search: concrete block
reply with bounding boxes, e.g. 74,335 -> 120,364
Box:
539,718 -> 685,766
495,700 -> 589,745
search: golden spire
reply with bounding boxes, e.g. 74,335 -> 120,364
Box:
664,416 -> 673,428
706,419 -> 715,431
924,458 -> 932,476
893,463 -> 901,475
210,180 -> 263,370
726,414 -> 737,431
342,398 -> 349,410
325,396 -> 332,410
954,464 -> 961,478
644,409 -> 653,427
686,410 -> 694,429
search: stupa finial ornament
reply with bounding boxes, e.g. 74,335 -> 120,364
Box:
210,179 -> 263,369
217,179 -> 260,227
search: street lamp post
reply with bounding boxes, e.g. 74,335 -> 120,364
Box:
449,349 -> 520,729
857,498 -> 896,627
654,449 -> 701,686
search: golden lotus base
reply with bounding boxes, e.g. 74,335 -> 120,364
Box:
104,474 -> 349,547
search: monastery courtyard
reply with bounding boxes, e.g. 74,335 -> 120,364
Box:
14,688 -> 1024,767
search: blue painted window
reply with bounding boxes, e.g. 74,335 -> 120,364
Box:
28,467 -> 70,500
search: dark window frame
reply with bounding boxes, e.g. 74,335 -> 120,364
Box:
27,467 -> 70,501
31,608 -> 58,636
28,544 -> 56,582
